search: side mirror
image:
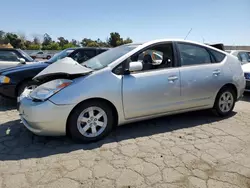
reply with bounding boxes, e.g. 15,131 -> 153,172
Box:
129,61 -> 143,72
19,58 -> 26,64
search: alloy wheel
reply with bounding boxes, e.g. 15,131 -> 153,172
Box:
218,91 -> 234,113
77,106 -> 108,138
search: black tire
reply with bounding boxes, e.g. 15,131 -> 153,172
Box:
47,56 -> 51,59
68,100 -> 114,143
213,87 -> 236,117
17,80 -> 38,97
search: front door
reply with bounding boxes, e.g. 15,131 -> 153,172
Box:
122,42 -> 181,119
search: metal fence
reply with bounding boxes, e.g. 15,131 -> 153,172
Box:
23,50 -> 61,56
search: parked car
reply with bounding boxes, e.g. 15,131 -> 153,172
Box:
226,50 -> 250,65
242,63 -> 250,92
18,39 -> 246,143
30,51 -> 54,59
0,48 -> 35,69
0,47 -> 109,99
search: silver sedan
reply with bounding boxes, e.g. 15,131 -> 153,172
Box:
18,39 -> 246,142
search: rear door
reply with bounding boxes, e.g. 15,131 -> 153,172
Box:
176,42 -> 226,109
0,50 -> 21,69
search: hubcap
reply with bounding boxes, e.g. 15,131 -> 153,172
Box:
219,91 -> 234,113
77,107 -> 108,138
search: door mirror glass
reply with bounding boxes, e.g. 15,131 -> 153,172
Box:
19,58 -> 26,64
129,61 -> 143,72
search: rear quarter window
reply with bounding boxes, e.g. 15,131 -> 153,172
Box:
209,49 -> 226,63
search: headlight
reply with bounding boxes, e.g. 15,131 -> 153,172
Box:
30,79 -> 72,101
0,76 -> 10,83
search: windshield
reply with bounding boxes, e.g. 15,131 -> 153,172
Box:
18,49 -> 34,62
82,44 -> 139,70
47,49 -> 75,63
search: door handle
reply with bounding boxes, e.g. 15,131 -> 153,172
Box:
213,70 -> 221,76
168,76 -> 178,82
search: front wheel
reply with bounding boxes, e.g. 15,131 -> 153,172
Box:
68,101 -> 114,143
213,87 -> 236,117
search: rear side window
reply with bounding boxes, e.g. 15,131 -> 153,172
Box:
208,49 -> 226,63
177,43 -> 212,66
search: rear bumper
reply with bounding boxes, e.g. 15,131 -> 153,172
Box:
0,83 -> 16,99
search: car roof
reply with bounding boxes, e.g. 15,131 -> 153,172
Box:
128,39 -> 227,53
229,50 -> 250,53
65,47 -> 111,51
0,48 -> 18,51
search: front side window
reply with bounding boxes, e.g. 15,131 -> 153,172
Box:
177,43 -> 212,66
0,51 -> 20,61
37,52 -> 43,54
72,50 -> 96,63
129,43 -> 174,72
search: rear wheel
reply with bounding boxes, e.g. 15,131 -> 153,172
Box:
68,101 -> 114,143
47,55 -> 51,59
213,87 -> 236,117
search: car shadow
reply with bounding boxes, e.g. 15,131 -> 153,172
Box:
0,110 -> 237,161
0,96 -> 16,112
241,92 -> 250,102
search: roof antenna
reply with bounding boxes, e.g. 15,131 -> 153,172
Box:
184,28 -> 193,40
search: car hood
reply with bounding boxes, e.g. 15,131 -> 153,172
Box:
33,57 -> 92,81
242,63 -> 250,73
0,61 -> 48,74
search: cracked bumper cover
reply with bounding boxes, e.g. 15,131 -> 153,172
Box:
19,97 -> 75,136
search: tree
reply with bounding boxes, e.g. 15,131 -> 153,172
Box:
42,42 -> 60,50
61,42 -> 77,49
0,30 -> 133,50
33,36 -> 40,45
81,38 -> 93,47
42,33 -> 52,46
5,33 -> 25,49
0,31 -> 6,44
108,32 -> 123,47
28,44 -> 41,50
123,37 -> 133,44
24,40 -> 32,49
58,37 -> 69,48
71,39 -> 80,47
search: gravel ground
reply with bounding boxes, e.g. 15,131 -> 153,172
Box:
0,94 -> 250,188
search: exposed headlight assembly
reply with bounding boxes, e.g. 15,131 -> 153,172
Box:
30,79 -> 72,101
0,76 -> 10,83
